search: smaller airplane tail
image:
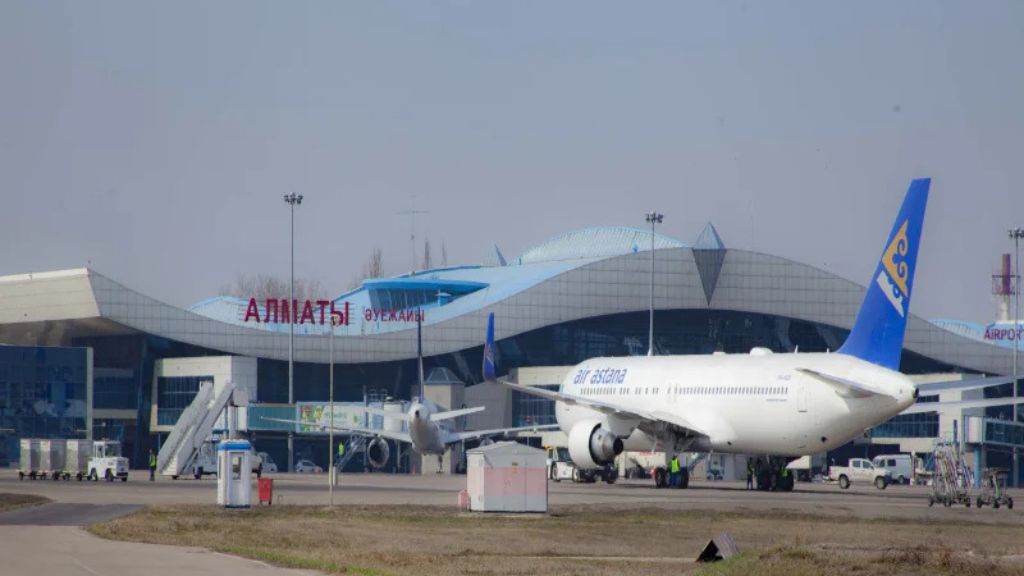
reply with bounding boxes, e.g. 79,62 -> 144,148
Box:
483,313 -> 496,381
837,178 -> 930,370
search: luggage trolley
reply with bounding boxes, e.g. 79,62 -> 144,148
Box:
975,468 -> 1014,510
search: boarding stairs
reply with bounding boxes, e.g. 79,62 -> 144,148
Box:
157,380 -> 236,478
686,452 -> 710,472
334,435 -> 366,471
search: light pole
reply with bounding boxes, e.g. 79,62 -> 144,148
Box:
329,314 -> 336,505
284,192 -> 303,472
1011,227 -> 1023,486
645,211 -> 664,357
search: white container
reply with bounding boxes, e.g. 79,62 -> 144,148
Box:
40,439 -> 67,474
467,442 -> 547,513
19,439 -> 40,472
66,440 -> 92,476
217,440 -> 253,508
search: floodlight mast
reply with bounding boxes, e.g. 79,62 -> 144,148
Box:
283,192 -> 303,472
1010,227 -> 1023,486
645,211 -> 664,357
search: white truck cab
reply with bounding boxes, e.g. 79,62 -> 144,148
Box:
89,440 -> 129,482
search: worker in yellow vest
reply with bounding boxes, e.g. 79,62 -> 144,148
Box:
669,455 -> 681,488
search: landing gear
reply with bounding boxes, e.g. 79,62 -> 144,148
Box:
754,456 -> 795,492
654,466 -> 690,489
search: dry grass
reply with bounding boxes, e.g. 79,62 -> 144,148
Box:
0,492 -> 50,513
89,504 -> 1024,576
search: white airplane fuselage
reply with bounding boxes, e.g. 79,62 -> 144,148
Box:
408,400 -> 449,455
555,351 -> 917,456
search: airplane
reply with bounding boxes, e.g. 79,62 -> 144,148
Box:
270,318 -> 557,472
487,177 -> 959,490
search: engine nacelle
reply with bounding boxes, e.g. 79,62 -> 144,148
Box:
367,437 -> 390,469
567,419 -> 623,469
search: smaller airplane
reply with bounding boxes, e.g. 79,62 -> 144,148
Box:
270,318 -> 557,471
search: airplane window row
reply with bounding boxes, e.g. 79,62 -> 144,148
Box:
673,385 -> 789,396
578,385 -> 788,397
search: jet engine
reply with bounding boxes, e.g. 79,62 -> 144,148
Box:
367,437 -> 390,469
567,419 -> 623,469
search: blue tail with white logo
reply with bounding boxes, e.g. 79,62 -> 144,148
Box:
837,178 -> 930,370
483,313 -> 496,381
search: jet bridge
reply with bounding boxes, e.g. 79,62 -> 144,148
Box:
157,380 -> 248,478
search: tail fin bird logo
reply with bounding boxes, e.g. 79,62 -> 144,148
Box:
876,220 -> 910,316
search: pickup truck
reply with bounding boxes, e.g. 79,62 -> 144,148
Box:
827,458 -> 891,490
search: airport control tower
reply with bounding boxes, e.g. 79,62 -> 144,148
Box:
993,253 -> 1016,322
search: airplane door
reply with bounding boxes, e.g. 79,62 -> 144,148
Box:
797,382 -> 807,413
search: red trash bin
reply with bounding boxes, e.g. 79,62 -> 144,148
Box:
258,478 -> 274,505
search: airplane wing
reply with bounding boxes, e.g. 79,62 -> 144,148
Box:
262,417 -> 413,444
452,423 -> 560,443
430,406 -> 486,422
496,378 -> 710,438
795,368 -> 897,399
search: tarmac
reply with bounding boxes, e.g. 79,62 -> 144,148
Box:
1,468 -> 1021,575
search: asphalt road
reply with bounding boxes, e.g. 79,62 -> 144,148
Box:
2,468 -> 1022,524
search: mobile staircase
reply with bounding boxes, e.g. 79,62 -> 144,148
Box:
334,436 -> 366,471
157,380 -> 239,479
927,440 -> 974,508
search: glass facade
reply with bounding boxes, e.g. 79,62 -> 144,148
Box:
514,385 -> 558,427
156,376 -> 213,426
870,413 -> 940,439
0,346 -> 89,467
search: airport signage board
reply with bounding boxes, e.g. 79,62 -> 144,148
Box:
296,403 -> 375,434
243,298 -> 350,326
984,325 -> 1024,342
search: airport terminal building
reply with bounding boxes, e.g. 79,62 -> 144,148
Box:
0,225 -> 1021,478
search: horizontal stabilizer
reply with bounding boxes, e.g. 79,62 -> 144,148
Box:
914,375 -> 1013,394
430,406 -> 485,421
901,397 -> 1020,415
795,368 -> 897,399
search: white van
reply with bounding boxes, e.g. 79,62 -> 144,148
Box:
872,454 -> 913,485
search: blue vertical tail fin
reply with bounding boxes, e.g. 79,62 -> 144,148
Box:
483,313 -> 496,381
837,178 -> 930,370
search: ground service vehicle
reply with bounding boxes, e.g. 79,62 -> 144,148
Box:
828,458 -> 890,490
546,446 -> 617,484
88,441 -> 129,482
872,454 -> 914,484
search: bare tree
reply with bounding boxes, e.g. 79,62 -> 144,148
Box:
347,248 -> 384,290
422,237 -> 433,270
227,273 -> 324,301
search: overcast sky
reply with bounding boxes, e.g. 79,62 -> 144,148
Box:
1,1 -> 1022,323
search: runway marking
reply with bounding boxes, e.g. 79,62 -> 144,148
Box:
72,558 -> 103,576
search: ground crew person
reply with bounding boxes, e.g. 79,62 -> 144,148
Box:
781,461 -> 790,490
669,455 -> 681,488
746,458 -> 754,490
337,441 -> 345,469
753,458 -> 762,490
148,449 -> 157,481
